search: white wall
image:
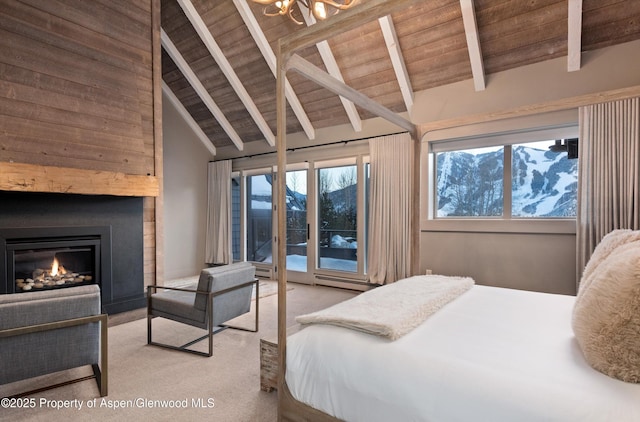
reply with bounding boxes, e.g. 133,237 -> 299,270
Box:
162,91 -> 213,280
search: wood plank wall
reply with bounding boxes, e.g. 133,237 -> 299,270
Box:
0,0 -> 162,288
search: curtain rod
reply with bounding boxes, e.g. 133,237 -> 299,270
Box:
224,130 -> 408,161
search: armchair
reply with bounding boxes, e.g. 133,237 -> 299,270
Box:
147,262 -> 258,357
0,284 -> 107,397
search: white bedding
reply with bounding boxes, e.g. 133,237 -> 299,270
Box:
286,285 -> 640,422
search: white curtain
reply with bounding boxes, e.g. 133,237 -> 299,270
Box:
205,160 -> 232,265
577,97 -> 640,284
367,133 -> 413,284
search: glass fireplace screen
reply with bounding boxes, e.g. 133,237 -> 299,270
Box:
10,240 -> 100,293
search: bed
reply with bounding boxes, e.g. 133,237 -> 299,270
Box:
267,2 -> 640,419
278,230 -> 640,421
285,284 -> 639,421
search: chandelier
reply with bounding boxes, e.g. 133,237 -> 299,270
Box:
251,0 -> 360,25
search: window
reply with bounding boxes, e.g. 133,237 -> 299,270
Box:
231,174 -> 241,261
246,173 -> 273,262
436,145 -> 504,217
511,140 -> 578,218
317,163 -> 358,272
432,128 -> 578,219
286,169 -> 308,272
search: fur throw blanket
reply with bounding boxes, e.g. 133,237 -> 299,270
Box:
296,275 -> 474,340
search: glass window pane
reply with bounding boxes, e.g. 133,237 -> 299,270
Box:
231,176 -> 241,261
364,162 -> 370,274
511,140 -> 578,217
318,165 -> 357,272
246,174 -> 272,263
286,170 -> 307,272
436,146 -> 504,217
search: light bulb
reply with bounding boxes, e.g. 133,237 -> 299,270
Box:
314,2 -> 327,20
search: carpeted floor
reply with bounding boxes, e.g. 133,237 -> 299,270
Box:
0,281 -> 357,421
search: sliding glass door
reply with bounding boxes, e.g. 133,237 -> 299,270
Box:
236,157 -> 369,286
317,163 -> 358,273
246,173 -> 273,264
285,169 -> 309,281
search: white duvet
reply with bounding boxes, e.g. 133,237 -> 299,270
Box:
286,285 -> 640,422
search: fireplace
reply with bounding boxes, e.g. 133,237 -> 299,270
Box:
0,191 -> 145,314
1,226 -> 111,300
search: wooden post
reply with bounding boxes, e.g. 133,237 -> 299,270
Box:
151,0 -> 164,288
275,39 -> 289,420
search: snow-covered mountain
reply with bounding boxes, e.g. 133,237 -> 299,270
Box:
436,146 -> 578,217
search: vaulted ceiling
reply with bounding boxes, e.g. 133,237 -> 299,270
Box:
161,0 -> 640,159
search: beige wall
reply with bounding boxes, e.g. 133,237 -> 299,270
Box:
171,41 -> 640,294
162,92 -> 213,280
412,39 -> 640,125
414,40 -> 640,296
421,232 -> 577,295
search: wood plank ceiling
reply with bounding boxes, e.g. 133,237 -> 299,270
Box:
161,0 -> 640,158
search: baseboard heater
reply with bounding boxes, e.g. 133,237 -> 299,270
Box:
314,274 -> 372,291
254,266 -> 273,280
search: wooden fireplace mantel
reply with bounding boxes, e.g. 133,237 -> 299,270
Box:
0,162 -> 159,197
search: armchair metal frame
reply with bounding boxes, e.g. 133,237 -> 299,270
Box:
147,279 -> 259,357
0,313 -> 108,398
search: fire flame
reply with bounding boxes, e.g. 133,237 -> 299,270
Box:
51,257 -> 59,277
50,258 -> 66,277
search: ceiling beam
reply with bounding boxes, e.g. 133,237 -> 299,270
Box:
379,15 -> 414,114
460,0 -> 486,91
280,0 -> 427,60
162,81 -> 216,157
233,0 -> 316,140
567,0 -> 583,72
287,54 -> 416,135
299,4 -> 362,132
161,29 -> 244,151
177,0 -> 274,146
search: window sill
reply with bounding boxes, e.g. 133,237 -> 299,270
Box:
421,218 -> 576,235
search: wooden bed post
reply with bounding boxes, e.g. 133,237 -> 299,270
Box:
276,39 -> 289,417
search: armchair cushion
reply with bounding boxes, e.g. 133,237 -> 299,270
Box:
194,261 -> 254,311
149,288 -> 206,328
0,285 -> 102,386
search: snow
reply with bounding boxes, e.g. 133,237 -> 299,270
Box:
331,235 -> 357,249
437,145 -> 577,217
260,254 -> 357,273
251,200 -> 271,210
511,147 -> 577,217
